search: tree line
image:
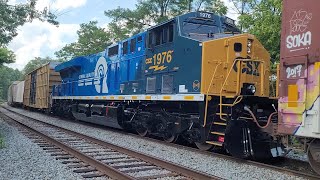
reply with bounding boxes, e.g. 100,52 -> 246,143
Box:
0,0 -> 282,101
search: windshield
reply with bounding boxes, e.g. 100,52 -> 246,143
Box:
183,22 -> 219,34
181,18 -> 223,41
180,17 -> 238,41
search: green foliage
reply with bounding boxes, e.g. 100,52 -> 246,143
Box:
105,0 -> 227,40
55,21 -> 111,61
0,47 -> 15,64
233,0 -> 282,62
170,0 -> 227,16
0,0 -> 58,46
22,57 -> 57,75
0,0 -> 58,65
0,65 -> 22,101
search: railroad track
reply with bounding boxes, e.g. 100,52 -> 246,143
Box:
0,107 -> 221,180
2,105 -> 320,179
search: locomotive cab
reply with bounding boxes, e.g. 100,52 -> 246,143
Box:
143,12 -> 283,159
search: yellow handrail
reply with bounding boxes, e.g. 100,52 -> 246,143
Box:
219,59 -> 265,121
202,62 -> 222,127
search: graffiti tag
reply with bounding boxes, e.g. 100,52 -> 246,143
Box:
286,65 -> 303,78
286,10 -> 312,52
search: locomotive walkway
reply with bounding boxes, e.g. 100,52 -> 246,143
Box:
0,107 -> 221,180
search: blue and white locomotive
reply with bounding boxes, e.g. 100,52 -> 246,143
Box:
52,12 -> 283,159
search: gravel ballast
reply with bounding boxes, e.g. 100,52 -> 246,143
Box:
0,115 -> 83,180
3,104 -> 308,179
287,149 -> 308,162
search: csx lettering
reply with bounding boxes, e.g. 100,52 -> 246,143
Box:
145,50 -> 173,65
233,61 -> 260,76
286,65 -> 303,78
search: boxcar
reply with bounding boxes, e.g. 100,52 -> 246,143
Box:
278,0 -> 320,174
23,63 -> 61,110
7,81 -> 24,106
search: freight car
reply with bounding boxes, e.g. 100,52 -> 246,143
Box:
23,62 -> 61,111
278,0 -> 320,174
7,81 -> 24,106
52,12 -> 284,160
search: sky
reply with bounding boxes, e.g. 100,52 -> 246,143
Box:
7,0 -> 239,70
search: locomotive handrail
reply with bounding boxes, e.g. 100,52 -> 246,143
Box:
203,62 -> 222,127
219,58 -> 265,121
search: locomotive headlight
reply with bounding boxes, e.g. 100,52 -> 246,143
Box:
247,85 -> 256,94
247,40 -> 253,54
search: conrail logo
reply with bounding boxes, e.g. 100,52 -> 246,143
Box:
94,57 -> 108,93
286,10 -> 312,52
78,57 -> 109,94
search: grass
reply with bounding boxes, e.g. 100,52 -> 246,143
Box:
0,133 -> 4,149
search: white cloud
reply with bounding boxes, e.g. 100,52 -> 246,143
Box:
222,0 -> 240,20
5,0 -> 87,70
8,0 -> 87,12
7,20 -> 79,70
35,0 -> 87,11
53,0 -> 87,11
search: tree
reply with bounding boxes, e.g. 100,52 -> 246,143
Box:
22,56 -> 57,75
0,47 -> 15,64
0,66 -> 22,101
0,0 -> 58,65
231,0 -> 282,62
170,0 -> 227,15
55,21 -> 111,61
105,0 -> 227,41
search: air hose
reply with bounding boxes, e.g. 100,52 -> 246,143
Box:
244,106 -> 278,129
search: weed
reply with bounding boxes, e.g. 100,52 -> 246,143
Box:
0,133 -> 4,149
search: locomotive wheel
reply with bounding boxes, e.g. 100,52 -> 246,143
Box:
307,139 -> 320,175
163,133 -> 178,143
136,127 -> 148,137
195,142 -> 213,151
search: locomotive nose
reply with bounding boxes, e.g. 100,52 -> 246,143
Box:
201,34 -> 270,97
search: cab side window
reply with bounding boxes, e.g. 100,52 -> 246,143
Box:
130,38 -> 136,53
122,41 -> 128,55
168,24 -> 174,42
148,22 -> 174,48
108,45 -> 119,57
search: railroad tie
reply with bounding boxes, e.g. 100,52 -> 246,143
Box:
67,164 -> 90,168
55,155 -> 74,160
120,166 -> 161,173
73,168 -> 97,173
137,172 -> 179,180
81,173 -> 104,178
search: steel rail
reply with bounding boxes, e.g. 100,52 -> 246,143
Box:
2,106 -> 319,179
0,110 -> 134,180
0,107 -> 222,180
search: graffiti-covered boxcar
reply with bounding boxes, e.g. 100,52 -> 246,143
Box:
278,0 -> 320,174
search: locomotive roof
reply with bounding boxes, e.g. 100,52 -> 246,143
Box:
25,61 -> 61,75
55,56 -> 88,72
